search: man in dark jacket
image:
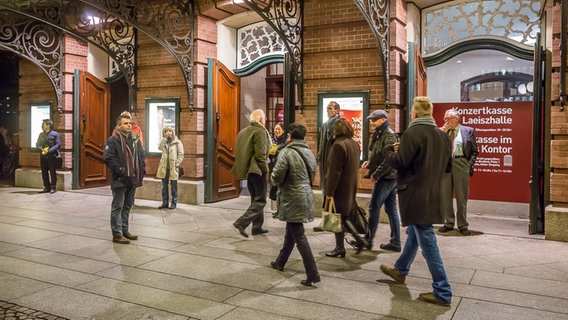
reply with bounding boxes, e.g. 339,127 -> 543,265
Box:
36,119 -> 60,194
103,113 -> 146,244
439,108 -> 479,236
361,109 -> 401,251
379,96 -> 453,307
231,109 -> 271,238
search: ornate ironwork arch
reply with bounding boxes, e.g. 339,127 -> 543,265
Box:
354,0 -> 390,110
242,0 -> 303,104
80,0 -> 195,113
0,2 -> 137,111
0,14 -> 63,113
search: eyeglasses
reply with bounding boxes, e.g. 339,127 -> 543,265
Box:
444,117 -> 456,122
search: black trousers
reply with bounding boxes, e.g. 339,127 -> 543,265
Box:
234,172 -> 266,230
274,222 -> 319,280
40,155 -> 57,190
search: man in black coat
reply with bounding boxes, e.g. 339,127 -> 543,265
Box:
103,113 -> 146,244
379,96 -> 453,307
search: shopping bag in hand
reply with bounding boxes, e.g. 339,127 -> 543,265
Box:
320,197 -> 343,233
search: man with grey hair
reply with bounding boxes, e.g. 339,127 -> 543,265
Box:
379,96 -> 453,307
231,109 -> 271,238
438,108 -> 478,236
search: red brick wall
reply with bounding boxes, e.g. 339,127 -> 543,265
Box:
550,0 -> 568,207
303,0 -> 406,191
18,60 -> 58,168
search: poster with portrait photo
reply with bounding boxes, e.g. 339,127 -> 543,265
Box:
146,98 -> 179,154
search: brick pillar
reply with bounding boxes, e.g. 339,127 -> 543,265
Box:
545,0 -> 568,241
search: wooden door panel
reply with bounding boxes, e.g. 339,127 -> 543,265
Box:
79,71 -> 110,188
208,59 -> 240,202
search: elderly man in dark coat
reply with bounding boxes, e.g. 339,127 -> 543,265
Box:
379,96 -> 453,307
231,109 -> 271,238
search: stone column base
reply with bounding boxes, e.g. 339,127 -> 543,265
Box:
15,168 -> 72,191
135,178 -> 204,205
545,204 -> 568,242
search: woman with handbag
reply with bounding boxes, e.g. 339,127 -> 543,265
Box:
270,123 -> 320,286
324,118 -> 369,257
156,126 -> 184,209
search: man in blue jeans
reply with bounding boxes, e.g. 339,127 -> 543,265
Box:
379,96 -> 453,307
103,113 -> 146,244
361,109 -> 401,251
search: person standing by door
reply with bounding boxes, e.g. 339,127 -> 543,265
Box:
231,109 -> 271,238
36,119 -> 60,194
103,113 -> 146,244
156,126 -> 184,209
438,108 -> 479,236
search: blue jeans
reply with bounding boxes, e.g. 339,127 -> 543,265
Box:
161,178 -> 178,205
368,178 -> 400,246
395,225 -> 452,304
110,185 -> 136,237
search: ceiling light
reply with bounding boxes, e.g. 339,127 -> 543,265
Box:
505,56 -> 514,61
456,60 -> 462,64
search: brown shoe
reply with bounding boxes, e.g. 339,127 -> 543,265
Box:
418,292 -> 450,307
123,232 -> 138,240
112,236 -> 130,244
379,264 -> 406,284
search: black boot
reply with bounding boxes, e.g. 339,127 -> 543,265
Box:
326,232 -> 346,258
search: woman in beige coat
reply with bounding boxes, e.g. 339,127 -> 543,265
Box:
156,126 -> 184,209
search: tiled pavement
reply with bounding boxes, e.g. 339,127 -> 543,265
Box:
0,186 -> 567,320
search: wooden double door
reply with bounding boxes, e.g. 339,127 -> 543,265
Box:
75,70 -> 111,189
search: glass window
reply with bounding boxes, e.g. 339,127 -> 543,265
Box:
30,103 -> 51,147
145,98 -> 180,154
317,91 -> 370,160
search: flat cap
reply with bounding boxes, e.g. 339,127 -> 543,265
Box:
367,109 -> 388,121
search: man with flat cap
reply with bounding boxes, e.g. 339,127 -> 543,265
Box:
360,109 -> 401,252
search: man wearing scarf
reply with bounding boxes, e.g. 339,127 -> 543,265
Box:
104,113 -> 146,244
379,96 -> 453,307
361,109 -> 401,252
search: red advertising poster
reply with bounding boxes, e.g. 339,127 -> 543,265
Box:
433,102 -> 532,203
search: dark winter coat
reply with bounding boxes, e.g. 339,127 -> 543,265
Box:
103,131 -> 146,189
270,140 -> 316,223
324,137 -> 360,218
366,121 -> 397,180
231,122 -> 271,180
384,116 -> 452,226
36,130 -> 60,157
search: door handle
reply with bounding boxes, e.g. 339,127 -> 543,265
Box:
82,114 -> 86,135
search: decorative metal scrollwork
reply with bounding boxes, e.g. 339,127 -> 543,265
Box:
0,0 -> 137,111
242,0 -> 303,103
354,0 -> 390,110
423,0 -> 541,55
0,11 -> 63,113
82,0 -> 195,113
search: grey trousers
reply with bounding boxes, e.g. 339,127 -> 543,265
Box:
441,157 -> 470,229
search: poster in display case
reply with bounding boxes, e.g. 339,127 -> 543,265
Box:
145,98 -> 180,154
30,102 -> 52,147
317,91 -> 370,160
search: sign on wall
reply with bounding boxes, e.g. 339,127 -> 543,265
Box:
318,91 -> 370,160
433,102 -> 532,203
30,103 -> 51,148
